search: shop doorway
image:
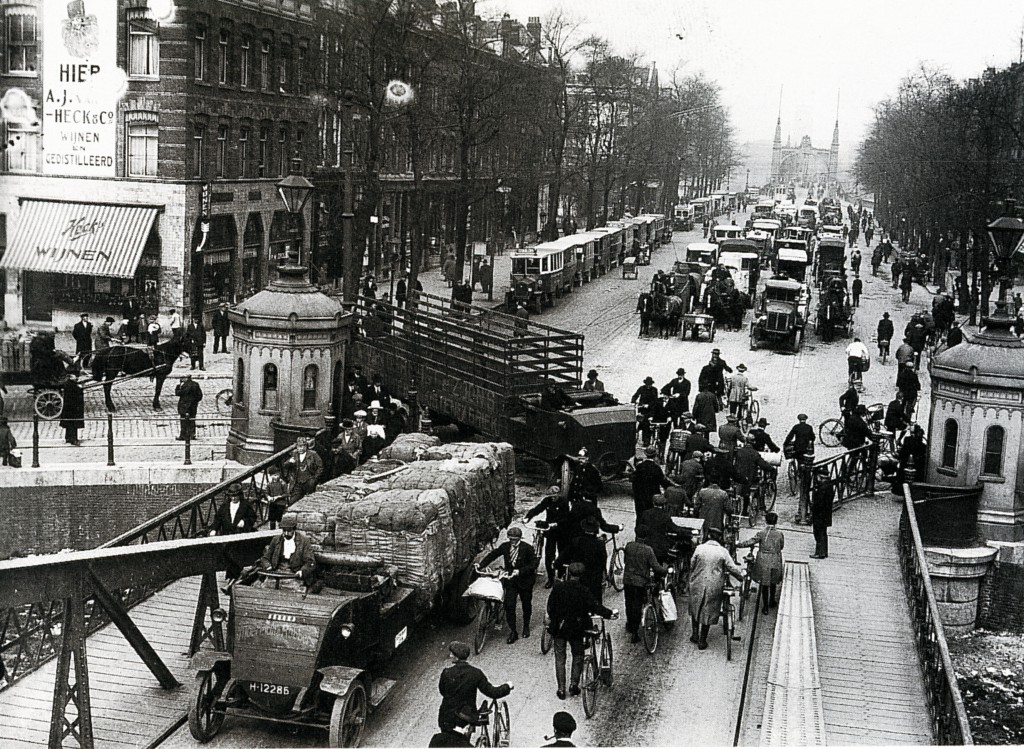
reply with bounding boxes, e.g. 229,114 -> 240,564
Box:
23,271 -> 51,322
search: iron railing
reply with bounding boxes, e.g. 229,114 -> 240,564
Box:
0,430 -> 326,689
897,483 -> 974,745
810,439 -> 878,510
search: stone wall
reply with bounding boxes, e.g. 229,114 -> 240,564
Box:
977,544 -> 1024,633
0,462 -> 237,559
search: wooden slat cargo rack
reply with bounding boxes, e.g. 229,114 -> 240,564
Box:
350,292 -> 635,473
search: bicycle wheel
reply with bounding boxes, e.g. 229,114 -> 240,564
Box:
819,418 -> 843,448
600,633 -> 614,687
764,479 -> 777,512
609,547 -> 625,592
724,606 -> 734,661
747,399 -> 760,425
581,655 -> 598,718
215,388 -> 234,416
641,603 -> 659,654
787,461 -> 798,495
475,727 -> 491,747
474,603 -> 492,654
540,626 -> 553,655
492,700 -> 510,747
739,579 -> 750,622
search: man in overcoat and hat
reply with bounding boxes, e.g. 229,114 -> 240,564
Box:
688,528 -> 745,649
60,374 -> 86,446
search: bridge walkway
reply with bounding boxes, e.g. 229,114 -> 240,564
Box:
1,577 -> 200,749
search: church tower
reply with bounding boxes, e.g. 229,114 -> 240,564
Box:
770,115 -> 782,186
828,119 -> 839,184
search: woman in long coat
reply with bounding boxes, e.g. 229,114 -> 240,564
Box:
60,375 -> 85,446
687,528 -> 745,649
737,511 -> 785,615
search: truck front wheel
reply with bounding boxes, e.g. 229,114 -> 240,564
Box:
329,680 -> 368,748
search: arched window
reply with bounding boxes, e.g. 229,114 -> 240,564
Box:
302,364 -> 318,410
983,425 -> 1005,477
236,358 -> 245,403
941,419 -> 958,469
262,363 -> 278,410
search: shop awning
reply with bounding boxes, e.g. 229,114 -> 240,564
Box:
1,199 -> 159,278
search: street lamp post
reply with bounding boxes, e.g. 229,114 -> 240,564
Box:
276,158 -> 315,271
985,198 -> 1024,324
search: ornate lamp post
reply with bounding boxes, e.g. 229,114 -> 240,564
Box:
276,158 -> 315,270
985,198 -> 1024,324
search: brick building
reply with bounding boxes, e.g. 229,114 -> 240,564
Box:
0,0 -> 552,328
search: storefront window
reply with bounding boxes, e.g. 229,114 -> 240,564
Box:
262,363 -> 278,410
302,364 -> 317,410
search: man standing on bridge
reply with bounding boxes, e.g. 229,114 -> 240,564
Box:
174,374 -> 202,441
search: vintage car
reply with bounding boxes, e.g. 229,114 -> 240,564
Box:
818,224 -> 844,241
744,229 -> 771,259
753,199 -> 776,219
751,218 -> 782,242
685,242 -> 719,268
189,561 -> 418,747
717,239 -> 760,305
775,245 -> 811,283
711,224 -> 744,244
813,276 -> 854,342
750,278 -> 806,353
815,238 -> 847,286
797,205 -> 818,230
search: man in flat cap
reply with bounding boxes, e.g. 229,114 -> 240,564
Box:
542,711 -> 578,747
437,641 -> 512,733
477,527 -> 539,644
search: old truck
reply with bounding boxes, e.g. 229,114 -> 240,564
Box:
350,292 -> 636,478
815,238 -> 847,286
749,277 -> 807,353
188,444 -> 516,747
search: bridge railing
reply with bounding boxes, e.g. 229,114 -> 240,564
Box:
808,440 -> 878,511
897,483 -> 974,745
0,430 -> 327,690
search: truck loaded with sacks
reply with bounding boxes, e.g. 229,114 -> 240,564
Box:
187,434 -> 515,747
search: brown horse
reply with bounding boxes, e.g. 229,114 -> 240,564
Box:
89,336 -> 192,411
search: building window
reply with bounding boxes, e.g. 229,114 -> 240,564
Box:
262,363 -> 278,410
983,425 -> 1005,477
216,125 -> 228,177
236,359 -> 245,403
218,30 -> 229,85
295,128 -> 304,163
302,364 -> 318,410
278,39 -> 291,91
5,7 -> 37,74
258,126 -> 269,177
260,39 -> 270,91
128,20 -> 159,77
278,128 -> 288,176
193,124 -> 206,177
240,37 -> 250,87
127,122 -> 158,177
941,419 -> 958,470
297,44 -> 307,94
194,26 -> 207,81
2,122 -> 38,172
239,127 -> 250,178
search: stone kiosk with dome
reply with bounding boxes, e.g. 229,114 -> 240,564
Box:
225,266 -> 352,464
919,204 -> 1024,634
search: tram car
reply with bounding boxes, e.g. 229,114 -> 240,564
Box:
507,241 -> 577,312
638,214 -> 670,245
588,225 -> 625,272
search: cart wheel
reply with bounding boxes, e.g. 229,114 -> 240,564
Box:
215,388 -> 234,415
792,330 -> 803,354
558,459 -> 573,496
187,670 -> 226,742
328,680 -> 368,748
35,390 -> 63,420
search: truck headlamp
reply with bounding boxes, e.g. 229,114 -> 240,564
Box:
340,624 -> 354,639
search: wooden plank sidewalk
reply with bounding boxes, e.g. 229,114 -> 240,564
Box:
806,496 -> 934,745
0,577 -> 201,749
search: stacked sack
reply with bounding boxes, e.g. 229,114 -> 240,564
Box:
334,488 -> 455,611
419,442 -> 516,526
287,469 -> 382,547
378,433 -> 440,463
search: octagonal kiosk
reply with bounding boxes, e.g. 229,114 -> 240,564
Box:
226,266 -> 352,464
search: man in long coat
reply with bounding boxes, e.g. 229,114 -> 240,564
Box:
72,313 -> 93,356
737,512 -> 785,614
691,387 -> 718,433
174,374 -> 202,441
60,374 -> 85,446
211,303 -> 231,353
687,528 -> 745,649
810,469 -> 834,559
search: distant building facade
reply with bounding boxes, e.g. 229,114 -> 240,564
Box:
769,116 -> 839,189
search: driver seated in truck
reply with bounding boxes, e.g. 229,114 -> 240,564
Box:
252,514 -> 316,592
540,384 -> 576,411
438,641 -> 512,733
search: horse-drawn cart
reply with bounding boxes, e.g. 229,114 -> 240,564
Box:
621,257 -> 638,279
680,311 -> 716,342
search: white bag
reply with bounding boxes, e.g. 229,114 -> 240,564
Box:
463,576 -> 505,602
658,590 -> 678,622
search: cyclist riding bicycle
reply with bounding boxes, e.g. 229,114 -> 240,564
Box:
636,494 -> 686,565
877,312 -> 894,359
437,641 -> 512,732
845,337 -> 869,384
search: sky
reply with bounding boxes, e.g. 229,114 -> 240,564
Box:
490,0 -> 1024,156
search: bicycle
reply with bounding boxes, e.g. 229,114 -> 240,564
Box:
746,467 -> 778,528
720,578 -> 742,661
604,532 -> 624,592
523,520 -> 553,565
581,613 -> 617,718
878,337 -> 890,365
818,414 -> 846,448
740,391 -> 760,432
466,697 -> 512,747
468,568 -> 510,654
640,572 -> 675,654
649,420 -> 671,465
738,549 -> 756,622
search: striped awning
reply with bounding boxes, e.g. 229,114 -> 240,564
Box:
1,200 -> 159,278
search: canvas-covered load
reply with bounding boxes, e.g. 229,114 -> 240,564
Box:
419,442 -> 516,522
289,473 -> 381,547
334,488 -> 456,611
378,433 -> 441,463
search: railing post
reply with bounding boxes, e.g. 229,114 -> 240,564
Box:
183,431 -> 192,466
106,413 -> 115,467
32,412 -> 40,468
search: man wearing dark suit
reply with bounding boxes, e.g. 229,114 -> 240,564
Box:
209,482 -> 258,536
211,303 -> 231,353
255,515 -> 316,591
72,313 -> 93,356
545,563 -> 615,698
637,495 -> 683,563
477,526 -> 539,643
187,317 -> 207,370
174,374 -> 203,441
364,373 -> 391,407
661,368 -> 691,419
285,436 -> 324,502
437,641 -> 512,731
695,483 -> 733,539
351,366 -> 369,395
555,516 -> 606,603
